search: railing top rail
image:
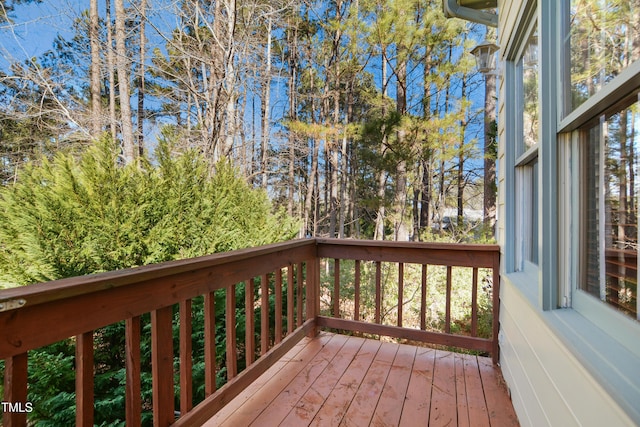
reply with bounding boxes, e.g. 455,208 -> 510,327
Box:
316,238 -> 499,268
316,238 -> 500,252
0,239 -> 315,310
0,238 -> 500,311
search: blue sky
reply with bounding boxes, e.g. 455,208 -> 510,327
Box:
0,1 -> 81,69
0,0 -> 491,174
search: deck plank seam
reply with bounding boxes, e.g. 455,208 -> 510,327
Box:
278,335 -> 368,426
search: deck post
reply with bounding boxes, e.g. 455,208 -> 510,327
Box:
492,252 -> 501,365
306,256 -> 320,337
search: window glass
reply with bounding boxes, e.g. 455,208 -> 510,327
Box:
567,0 -> 640,113
514,23 -> 539,272
521,31 -> 539,155
582,100 -> 639,320
516,158 -> 539,270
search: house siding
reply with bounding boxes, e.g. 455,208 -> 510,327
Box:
500,277 -> 634,426
496,0 -> 638,425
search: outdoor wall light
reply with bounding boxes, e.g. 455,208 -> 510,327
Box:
471,41 -> 500,75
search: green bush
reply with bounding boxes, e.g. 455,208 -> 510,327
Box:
0,139 -> 297,286
0,138 -> 298,425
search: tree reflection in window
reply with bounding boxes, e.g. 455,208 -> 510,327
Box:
522,31 -> 539,153
583,101 -> 639,320
568,0 -> 640,112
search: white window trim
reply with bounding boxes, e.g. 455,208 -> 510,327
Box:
564,95 -> 640,349
510,17 -> 541,276
555,0 -> 640,354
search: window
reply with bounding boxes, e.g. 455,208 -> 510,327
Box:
515,26 -> 539,271
580,100 -> 639,321
560,0 -> 640,322
516,158 -> 539,267
565,0 -> 640,115
520,31 -> 539,156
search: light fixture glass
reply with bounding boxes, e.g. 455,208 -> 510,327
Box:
471,41 -> 499,74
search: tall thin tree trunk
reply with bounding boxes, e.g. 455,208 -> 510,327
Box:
222,0 -> 237,160
457,146 -> 464,225
328,84 -> 341,238
339,80 -> 354,238
208,0 -> 223,162
302,58 -> 316,237
304,138 -> 319,236
89,0 -> 101,137
420,158 -> 431,230
328,2 -> 343,239
105,0 -> 117,143
374,47 -> 388,240
240,86 -> 249,178
114,0 -> 135,163
136,0 -> 147,157
261,16 -> 272,189
349,140 -> 359,237
287,13 -> 299,219
457,76 -> 468,228
483,72 -> 497,232
394,44 -> 409,241
418,56 -> 434,238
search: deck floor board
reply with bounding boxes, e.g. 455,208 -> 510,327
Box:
203,332 -> 519,427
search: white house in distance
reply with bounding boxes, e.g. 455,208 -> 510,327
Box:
446,1 -> 640,426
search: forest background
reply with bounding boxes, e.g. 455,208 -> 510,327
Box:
0,0 -> 499,423
0,0 -> 495,245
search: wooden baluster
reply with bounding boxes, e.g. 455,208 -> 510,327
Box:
245,279 -> 255,366
204,292 -> 216,396
226,285 -> 238,380
398,263 -> 404,327
420,265 -> 427,331
152,306 -> 174,426
3,353 -> 28,427
287,265 -> 294,333
261,274 -> 269,355
445,266 -> 452,334
354,260 -> 361,321
179,300 -> 193,415
297,262 -> 303,326
375,261 -> 382,324
126,317 -> 141,427
471,268 -> 479,337
333,259 -> 340,318
76,331 -> 94,427
275,269 -> 283,344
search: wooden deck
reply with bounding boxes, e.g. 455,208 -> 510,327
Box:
1,239 -> 505,426
204,332 -> 519,427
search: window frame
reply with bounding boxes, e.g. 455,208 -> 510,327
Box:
504,0 -> 560,311
567,96 -> 640,338
557,0 -> 640,343
512,18 -> 541,275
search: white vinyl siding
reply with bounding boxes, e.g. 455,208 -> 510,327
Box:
497,0 -> 640,425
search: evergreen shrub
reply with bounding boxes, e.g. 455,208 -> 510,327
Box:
0,139 -> 298,425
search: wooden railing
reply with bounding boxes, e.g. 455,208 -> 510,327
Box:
0,239 -> 500,426
315,239 -> 500,362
